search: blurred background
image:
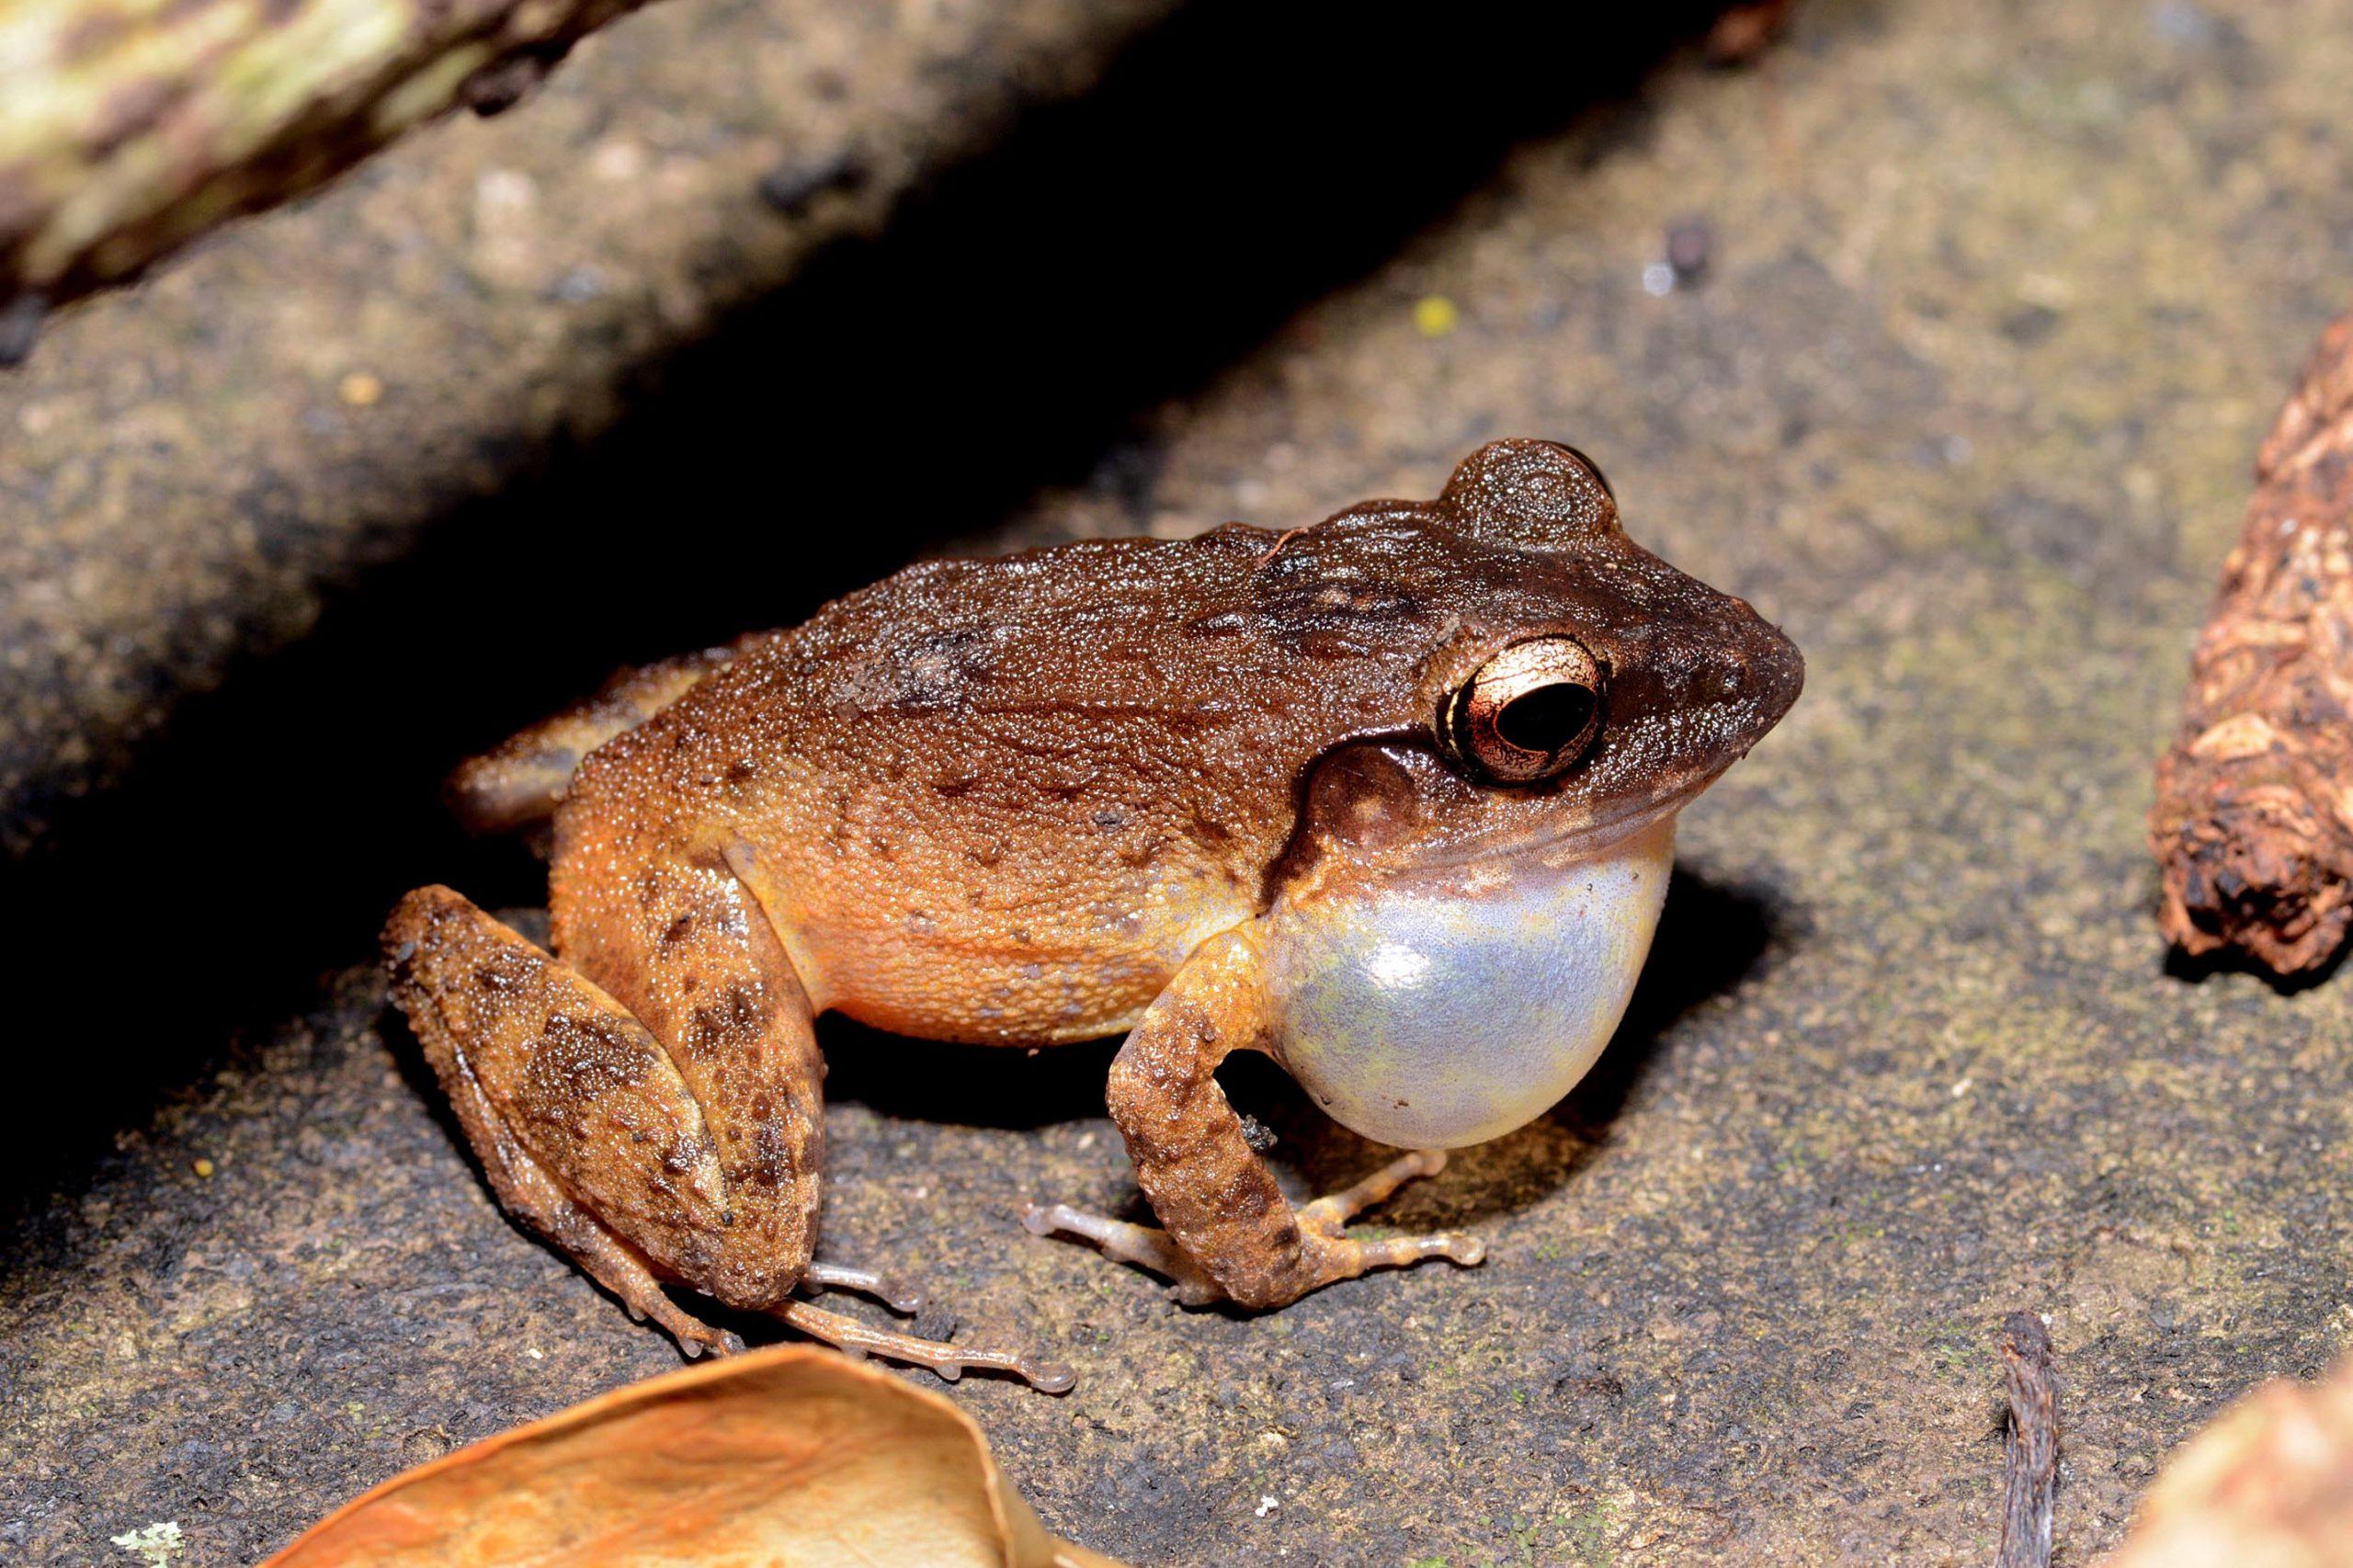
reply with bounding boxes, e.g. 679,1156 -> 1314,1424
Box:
6,1 -> 2353,1562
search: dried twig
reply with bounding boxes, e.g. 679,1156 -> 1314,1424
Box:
1998,1312 -> 2059,1568
2151,311 -> 2353,976
0,0 -> 662,321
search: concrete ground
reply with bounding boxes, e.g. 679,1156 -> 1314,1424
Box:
6,0 -> 2353,1562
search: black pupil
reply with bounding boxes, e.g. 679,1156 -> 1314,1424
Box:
1495,683 -> 1595,755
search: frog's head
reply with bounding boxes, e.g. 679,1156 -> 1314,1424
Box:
1256,439 -> 1802,1149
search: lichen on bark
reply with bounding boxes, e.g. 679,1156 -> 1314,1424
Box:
0,0 -> 654,313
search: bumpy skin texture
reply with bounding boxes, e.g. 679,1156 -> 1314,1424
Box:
384,440 -> 1803,1359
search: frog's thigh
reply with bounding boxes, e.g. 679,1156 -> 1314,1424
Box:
387,881 -> 818,1315
551,849 -> 827,1310
445,647 -> 737,836
1042,927 -> 1483,1310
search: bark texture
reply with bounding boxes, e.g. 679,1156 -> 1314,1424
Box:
0,0 -> 652,312
2151,311 -> 2353,976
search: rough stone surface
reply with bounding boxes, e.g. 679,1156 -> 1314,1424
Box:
0,0 -> 1178,852
9,0 -> 2353,1564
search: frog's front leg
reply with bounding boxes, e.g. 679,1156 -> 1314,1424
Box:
1027,928 -> 1483,1309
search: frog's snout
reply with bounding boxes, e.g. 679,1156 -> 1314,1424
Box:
1652,595 -> 1804,778
1745,611 -> 1806,734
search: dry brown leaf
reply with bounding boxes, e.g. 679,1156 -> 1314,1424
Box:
2100,1355 -> 2353,1567
264,1346 -> 1126,1567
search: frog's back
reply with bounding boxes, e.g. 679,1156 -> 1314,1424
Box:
554,526 -> 1408,1045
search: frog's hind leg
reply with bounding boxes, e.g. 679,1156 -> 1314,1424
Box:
392,875 -> 1074,1389
788,1264 -> 1079,1390
431,1022 -> 736,1358
443,645 -> 743,837
385,885 -> 757,1357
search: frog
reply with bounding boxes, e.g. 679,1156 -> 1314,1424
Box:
382,438 -> 1802,1392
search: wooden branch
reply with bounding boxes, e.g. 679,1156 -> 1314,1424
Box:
2150,310 -> 2353,976
0,0 -> 658,331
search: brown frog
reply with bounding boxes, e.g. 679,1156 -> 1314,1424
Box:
383,439 -> 1802,1391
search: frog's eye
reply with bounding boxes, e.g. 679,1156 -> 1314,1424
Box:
1441,637 -> 1604,784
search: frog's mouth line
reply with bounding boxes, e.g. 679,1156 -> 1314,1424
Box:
1402,756 -> 1737,875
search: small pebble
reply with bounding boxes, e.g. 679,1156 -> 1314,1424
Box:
1412,295 -> 1459,338
591,140 -> 646,182
756,149 -> 868,218
1666,217 -> 1712,281
0,293 -> 49,368
192,1158 -> 214,1178
550,266 -> 607,303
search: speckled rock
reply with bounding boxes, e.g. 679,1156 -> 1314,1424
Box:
0,0 -> 1178,853
8,1 -> 2353,1564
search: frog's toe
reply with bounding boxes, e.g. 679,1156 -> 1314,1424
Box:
777,1300 -> 1074,1393
645,1297 -> 739,1359
1298,1147 -> 1451,1229
1288,1150 -> 1485,1288
799,1261 -> 925,1315
1021,1201 -> 1224,1304
1342,1229 -> 1484,1271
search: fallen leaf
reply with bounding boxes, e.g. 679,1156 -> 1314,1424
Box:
2101,1354 -> 2353,1566
265,1346 -> 1125,1567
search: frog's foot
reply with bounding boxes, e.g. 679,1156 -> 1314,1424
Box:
589,1242 -> 741,1360
1025,1149 -> 1483,1308
799,1262 -> 926,1314
1293,1147 -> 1486,1276
1021,1203 -> 1225,1306
776,1299 -> 1075,1394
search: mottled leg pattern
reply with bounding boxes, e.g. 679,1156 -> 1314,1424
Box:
385,889 -> 739,1357
445,1062 -> 735,1358
1026,929 -> 1484,1309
